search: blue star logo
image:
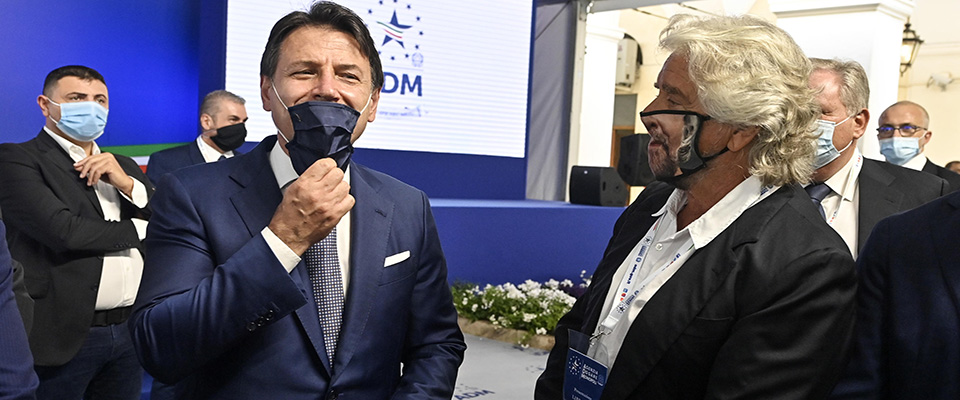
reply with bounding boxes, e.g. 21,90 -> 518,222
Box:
377,10 -> 412,48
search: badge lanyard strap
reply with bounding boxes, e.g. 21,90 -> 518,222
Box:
592,183 -> 778,342
593,224 -> 693,341
825,154 -> 861,227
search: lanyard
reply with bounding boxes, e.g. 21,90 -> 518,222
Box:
594,216 -> 693,339
593,183 -> 778,340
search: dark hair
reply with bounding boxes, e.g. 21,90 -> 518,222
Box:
200,90 -> 246,117
43,65 -> 106,96
260,1 -> 383,90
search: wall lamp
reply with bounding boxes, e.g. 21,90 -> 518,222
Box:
900,20 -> 923,75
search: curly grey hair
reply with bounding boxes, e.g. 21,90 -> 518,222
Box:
660,14 -> 820,186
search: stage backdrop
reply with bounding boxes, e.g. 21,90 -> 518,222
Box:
0,0 -> 534,200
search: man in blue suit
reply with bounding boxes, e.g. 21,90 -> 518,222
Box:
0,220 -> 38,400
129,2 -> 466,399
831,190 -> 960,399
145,90 -> 248,185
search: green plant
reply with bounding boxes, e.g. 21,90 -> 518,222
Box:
452,279 -> 579,337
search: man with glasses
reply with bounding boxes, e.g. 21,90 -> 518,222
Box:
806,58 -> 947,257
878,101 -> 960,192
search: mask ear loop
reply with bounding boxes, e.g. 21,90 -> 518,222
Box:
44,96 -> 63,125
271,82 -> 295,144
831,114 -> 856,154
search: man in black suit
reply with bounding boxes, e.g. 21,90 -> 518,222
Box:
0,219 -> 38,400
877,100 -> 960,192
0,65 -> 153,400
146,90 -> 248,185
536,15 -> 856,399
831,190 -> 960,399
806,59 -> 948,257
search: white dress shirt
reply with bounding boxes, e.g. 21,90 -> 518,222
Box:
196,135 -> 235,163
261,138 -> 351,291
819,149 -> 863,257
44,127 -> 149,310
900,152 -> 926,171
590,175 -> 778,368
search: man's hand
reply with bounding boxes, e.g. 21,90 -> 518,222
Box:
268,158 -> 354,255
74,153 -> 135,197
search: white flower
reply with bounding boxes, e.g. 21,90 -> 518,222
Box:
536,327 -> 547,335
561,279 -> 573,287
461,298 -> 468,305
545,279 -> 559,289
519,279 -> 540,292
471,304 -> 478,312
523,313 -> 536,322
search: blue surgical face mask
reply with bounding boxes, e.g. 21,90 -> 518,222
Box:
812,115 -> 853,169
879,137 -> 921,165
273,84 -> 371,174
48,99 -> 109,142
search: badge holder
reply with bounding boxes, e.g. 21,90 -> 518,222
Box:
563,329 -> 608,400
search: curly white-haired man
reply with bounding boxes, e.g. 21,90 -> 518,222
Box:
536,14 -> 857,399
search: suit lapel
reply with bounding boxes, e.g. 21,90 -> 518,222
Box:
333,163 -> 394,374
857,160 -> 901,254
935,194 -> 960,323
189,142 -> 205,165
35,131 -> 104,217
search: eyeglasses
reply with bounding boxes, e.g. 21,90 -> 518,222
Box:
877,124 -> 925,138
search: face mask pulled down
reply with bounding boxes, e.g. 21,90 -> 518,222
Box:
273,84 -> 370,175
640,109 -> 725,186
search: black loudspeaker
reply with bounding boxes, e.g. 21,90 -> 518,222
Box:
569,166 -> 628,207
617,134 -> 655,186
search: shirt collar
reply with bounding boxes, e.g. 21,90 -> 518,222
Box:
653,175 -> 778,249
824,148 -> 863,202
196,135 -> 233,162
44,126 -> 99,162
902,152 -> 927,171
269,135 -> 350,191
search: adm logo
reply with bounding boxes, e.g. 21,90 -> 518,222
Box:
366,0 -> 422,97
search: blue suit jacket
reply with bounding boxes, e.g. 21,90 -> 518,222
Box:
130,136 -> 465,399
0,220 -> 38,400
831,191 -> 960,399
145,141 -> 205,185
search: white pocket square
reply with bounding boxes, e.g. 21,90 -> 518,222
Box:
384,251 -> 410,267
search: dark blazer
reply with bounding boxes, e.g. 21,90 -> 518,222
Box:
856,158 -> 948,255
0,130 -> 153,366
922,158 -> 960,193
831,191 -> 960,399
535,182 -> 857,400
0,220 -> 38,400
145,141 -> 205,185
130,136 -> 465,399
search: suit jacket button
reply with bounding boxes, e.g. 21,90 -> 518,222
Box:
264,310 -> 274,320
246,321 -> 257,331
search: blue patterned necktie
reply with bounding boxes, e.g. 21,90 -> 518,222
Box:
305,227 -> 344,366
805,182 -> 831,220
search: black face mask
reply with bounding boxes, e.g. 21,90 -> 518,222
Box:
210,122 -> 247,152
283,101 -> 359,175
639,109 -> 725,185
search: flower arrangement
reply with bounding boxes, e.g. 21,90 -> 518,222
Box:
452,276 -> 588,343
